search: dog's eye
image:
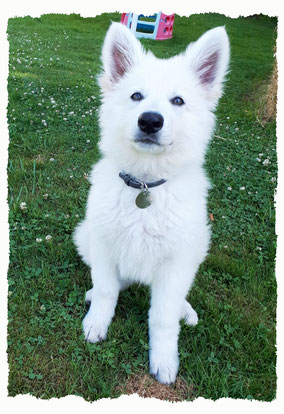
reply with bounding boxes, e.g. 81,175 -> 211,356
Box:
171,96 -> 184,106
131,92 -> 143,101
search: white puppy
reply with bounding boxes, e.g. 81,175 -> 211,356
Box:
74,22 -> 229,384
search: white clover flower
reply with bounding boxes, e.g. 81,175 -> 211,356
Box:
227,186 -> 232,191
263,159 -> 270,166
45,235 -> 52,241
49,158 -> 55,162
256,158 -> 261,162
256,246 -> 262,251
20,202 -> 27,210
240,186 -> 245,191
36,238 -> 42,243
43,193 -> 48,199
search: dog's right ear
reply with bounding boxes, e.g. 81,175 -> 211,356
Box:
99,22 -> 144,91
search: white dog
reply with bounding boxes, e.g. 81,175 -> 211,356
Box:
74,22 -> 229,384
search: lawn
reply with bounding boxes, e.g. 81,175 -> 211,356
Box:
7,13 -> 277,401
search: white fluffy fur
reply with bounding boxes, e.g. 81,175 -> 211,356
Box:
73,23 -> 230,384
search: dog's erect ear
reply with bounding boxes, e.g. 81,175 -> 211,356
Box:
100,22 -> 144,88
186,27 -> 230,104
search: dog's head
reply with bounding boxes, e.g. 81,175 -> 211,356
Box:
98,23 -> 229,174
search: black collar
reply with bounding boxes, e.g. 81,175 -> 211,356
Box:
119,172 -> 166,189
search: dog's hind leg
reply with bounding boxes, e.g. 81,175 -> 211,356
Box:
182,300 -> 198,326
85,288 -> 93,304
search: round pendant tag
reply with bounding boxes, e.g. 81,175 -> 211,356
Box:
135,191 -> 152,209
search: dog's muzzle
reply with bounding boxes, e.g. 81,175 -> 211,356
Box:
136,112 -> 164,145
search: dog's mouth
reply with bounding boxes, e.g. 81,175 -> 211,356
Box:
132,131 -> 171,154
135,138 -> 161,146
134,133 -> 161,146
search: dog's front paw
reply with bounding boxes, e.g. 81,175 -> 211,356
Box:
149,349 -> 179,385
83,312 -> 108,343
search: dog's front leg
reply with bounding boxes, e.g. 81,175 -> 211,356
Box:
149,261 -> 196,384
83,244 -> 120,343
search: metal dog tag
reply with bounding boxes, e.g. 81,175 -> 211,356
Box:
135,184 -> 152,209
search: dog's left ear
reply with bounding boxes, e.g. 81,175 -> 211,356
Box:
99,22 -> 144,91
186,26 -> 230,105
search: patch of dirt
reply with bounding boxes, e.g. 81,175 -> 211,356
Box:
264,61 -> 278,122
257,59 -> 278,125
116,373 -> 195,402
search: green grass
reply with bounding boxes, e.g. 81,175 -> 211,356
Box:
7,13 -> 277,401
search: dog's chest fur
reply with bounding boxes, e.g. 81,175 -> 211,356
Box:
86,160 -> 209,284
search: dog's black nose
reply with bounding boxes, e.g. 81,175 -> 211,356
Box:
138,112 -> 164,135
